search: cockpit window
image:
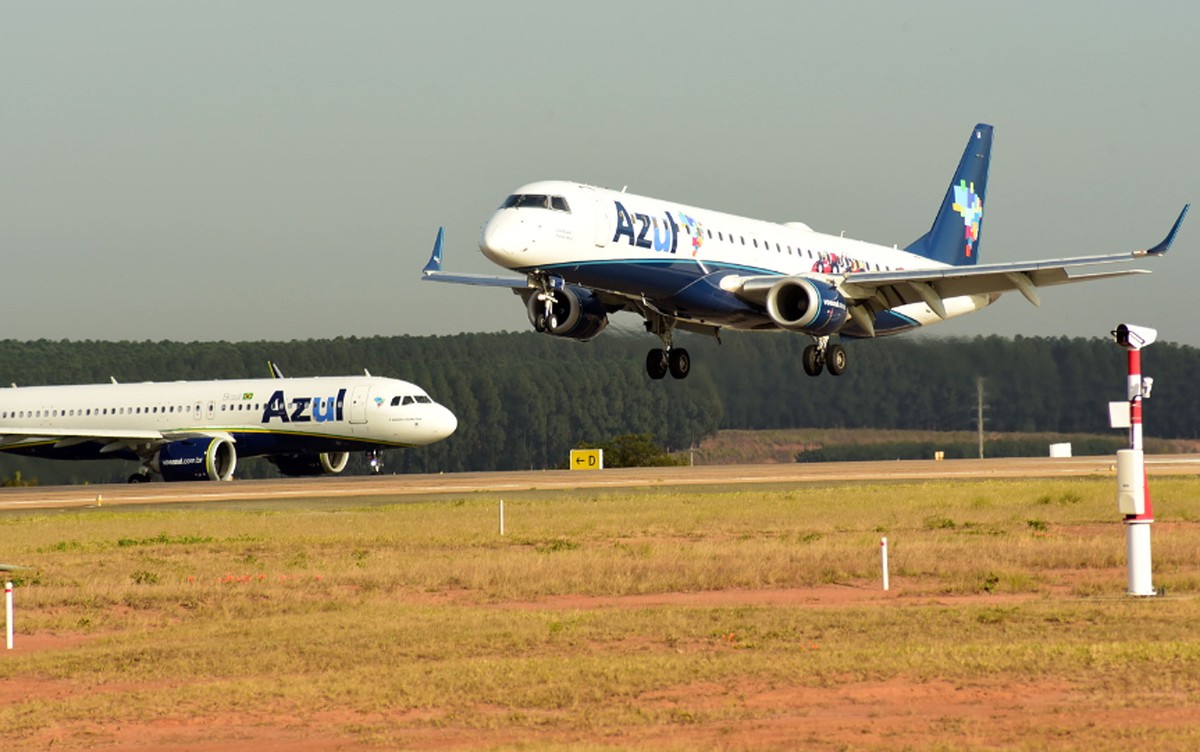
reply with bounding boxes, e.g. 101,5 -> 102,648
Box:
501,194 -> 570,212
415,395 -> 432,404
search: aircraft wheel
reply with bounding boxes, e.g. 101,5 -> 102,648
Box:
802,345 -> 823,377
533,314 -> 548,333
646,349 -> 669,380
128,473 -> 150,484
826,344 -> 848,376
668,348 -> 691,379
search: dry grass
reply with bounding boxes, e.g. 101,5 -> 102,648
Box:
2,475 -> 1200,749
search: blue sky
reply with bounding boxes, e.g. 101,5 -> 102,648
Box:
3,2 -> 1196,345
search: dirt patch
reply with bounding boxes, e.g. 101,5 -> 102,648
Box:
10,582 -> 1185,751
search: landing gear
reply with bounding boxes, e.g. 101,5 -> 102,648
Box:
802,337 -> 848,377
646,349 -> 669,380
647,347 -> 691,379
528,273 -> 561,334
826,343 -> 847,376
366,449 -> 383,474
669,348 -> 691,379
643,312 -> 690,380
128,472 -> 151,484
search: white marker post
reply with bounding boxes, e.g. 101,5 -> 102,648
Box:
880,537 -> 890,591
5,581 -> 12,650
499,499 -> 505,537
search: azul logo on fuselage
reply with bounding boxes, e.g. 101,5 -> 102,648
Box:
613,201 -> 678,254
261,388 -> 347,424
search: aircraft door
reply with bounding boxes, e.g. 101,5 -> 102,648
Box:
207,401 -> 215,420
193,402 -> 202,421
348,385 -> 369,424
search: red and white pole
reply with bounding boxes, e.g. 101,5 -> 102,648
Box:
1114,325 -> 1156,596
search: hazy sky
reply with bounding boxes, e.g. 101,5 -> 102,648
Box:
4,2 -> 1197,346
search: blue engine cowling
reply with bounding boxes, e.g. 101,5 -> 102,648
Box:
764,277 -> 850,335
269,451 -> 350,477
525,285 -> 609,341
157,437 -> 237,482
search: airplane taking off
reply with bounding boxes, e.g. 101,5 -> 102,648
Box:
0,372 -> 457,482
423,124 -> 1188,379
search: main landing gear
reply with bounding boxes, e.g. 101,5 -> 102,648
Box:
802,336 -> 847,377
644,313 -> 690,380
646,347 -> 690,380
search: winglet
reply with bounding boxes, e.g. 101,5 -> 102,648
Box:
267,361 -> 284,379
422,227 -> 445,275
1143,204 -> 1189,255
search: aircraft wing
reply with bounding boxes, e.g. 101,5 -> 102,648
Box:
421,227 -> 531,289
0,427 -> 164,453
733,205 -> 1189,318
0,428 -> 235,454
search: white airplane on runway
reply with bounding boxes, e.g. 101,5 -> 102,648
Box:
423,123 -> 1188,379
0,370 -> 457,482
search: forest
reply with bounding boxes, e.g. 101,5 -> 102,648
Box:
0,331 -> 1195,484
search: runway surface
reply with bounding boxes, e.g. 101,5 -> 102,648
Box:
2,455 -> 1199,512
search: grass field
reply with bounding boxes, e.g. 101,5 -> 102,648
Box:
3,475 -> 1200,750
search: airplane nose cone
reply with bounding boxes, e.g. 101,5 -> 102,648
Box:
480,214 -> 527,267
428,405 -> 458,443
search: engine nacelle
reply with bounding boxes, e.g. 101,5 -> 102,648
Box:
764,277 -> 850,335
157,437 -> 237,482
525,285 -> 609,341
269,451 -> 351,477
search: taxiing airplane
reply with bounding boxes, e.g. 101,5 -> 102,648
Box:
0,371 -> 457,482
423,123 -> 1188,379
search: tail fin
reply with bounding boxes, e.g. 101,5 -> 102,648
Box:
905,123 -> 993,266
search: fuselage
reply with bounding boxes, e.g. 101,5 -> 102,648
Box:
0,375 -> 457,462
479,180 -> 993,336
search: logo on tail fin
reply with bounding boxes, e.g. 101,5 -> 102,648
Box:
952,180 -> 983,258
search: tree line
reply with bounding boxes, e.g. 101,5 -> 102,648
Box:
0,331 -> 1194,483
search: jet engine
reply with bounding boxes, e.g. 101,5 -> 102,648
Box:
525,285 -> 609,341
269,451 -> 351,477
156,437 -> 237,482
764,277 -> 850,335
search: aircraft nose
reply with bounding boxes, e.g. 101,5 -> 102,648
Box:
426,405 -> 458,443
480,213 -> 527,266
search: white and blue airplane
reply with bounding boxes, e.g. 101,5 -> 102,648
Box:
423,124 -> 1188,379
0,369 -> 457,482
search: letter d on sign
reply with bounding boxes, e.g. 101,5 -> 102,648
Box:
569,449 -> 604,471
